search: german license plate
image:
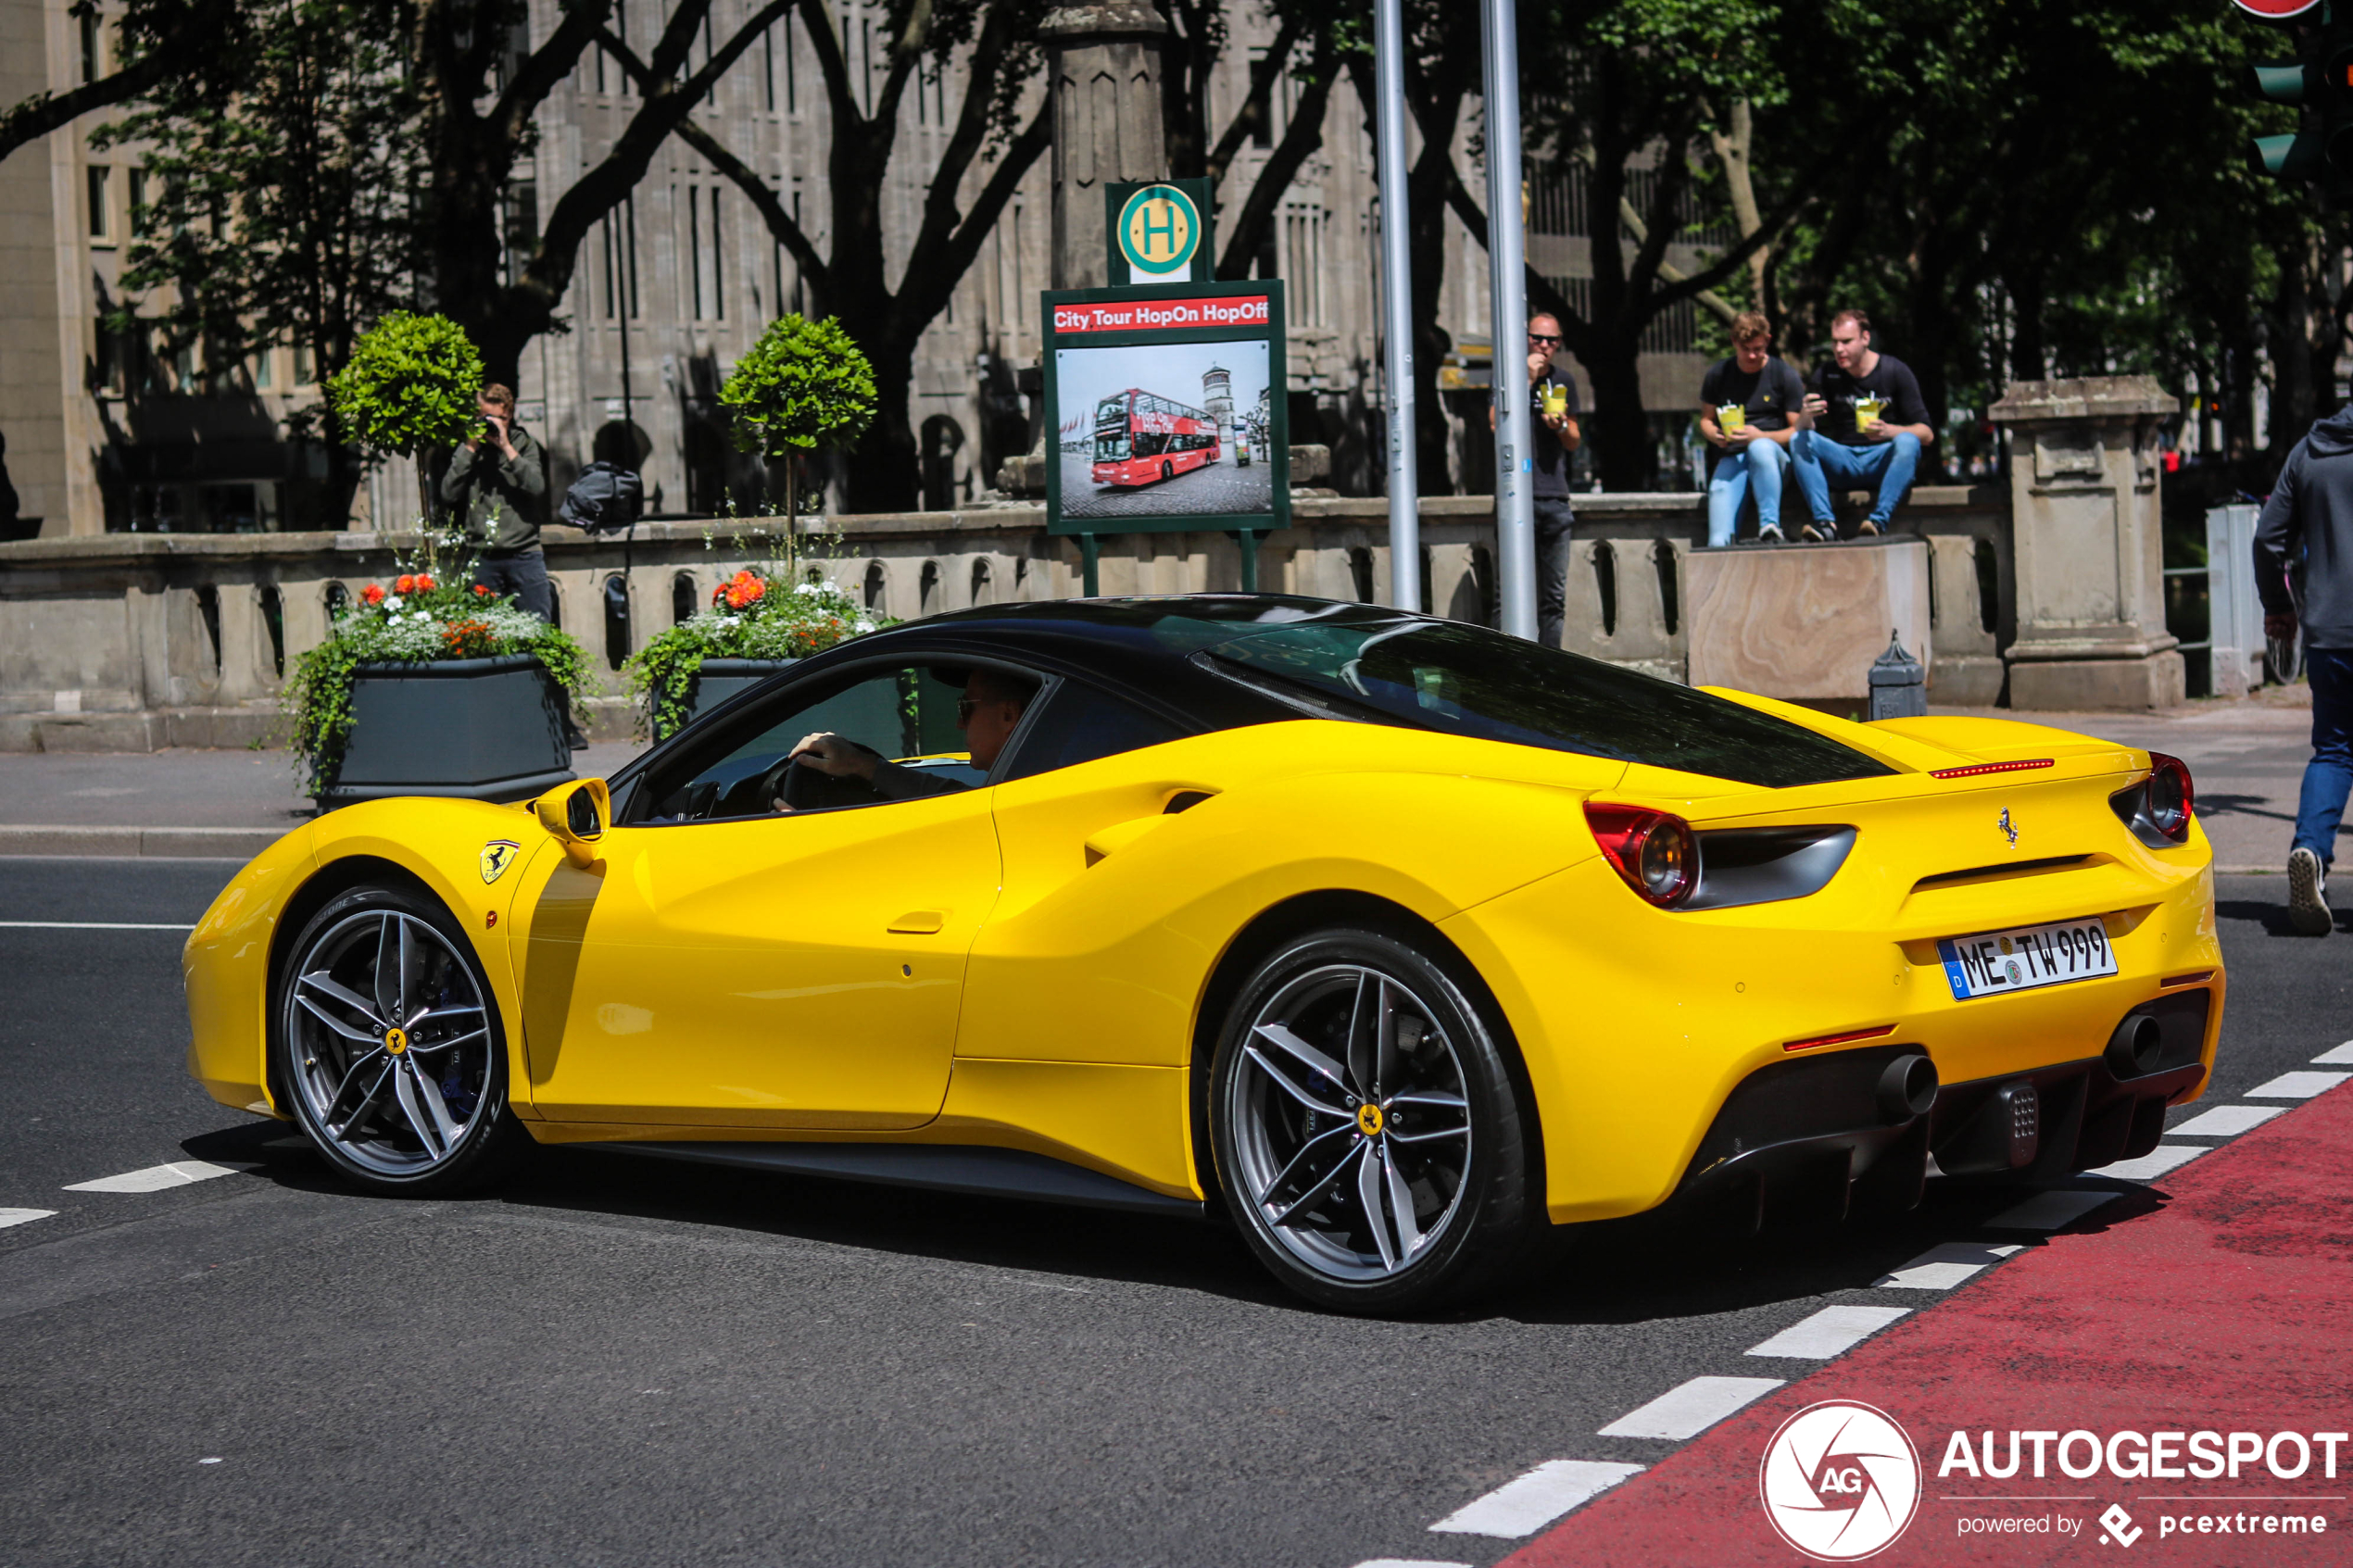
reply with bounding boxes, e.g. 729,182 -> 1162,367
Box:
1937,918 -> 2117,1000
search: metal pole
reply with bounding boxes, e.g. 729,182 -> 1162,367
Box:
1481,0 -> 1537,640
1374,0 -> 1420,611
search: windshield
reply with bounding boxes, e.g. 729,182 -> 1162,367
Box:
1095,395 -> 1128,427
1094,433 -> 1130,460
1196,616 -> 1892,788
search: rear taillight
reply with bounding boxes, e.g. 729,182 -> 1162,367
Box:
2146,752 -> 2194,842
1585,804 -> 1697,907
2109,752 -> 2195,848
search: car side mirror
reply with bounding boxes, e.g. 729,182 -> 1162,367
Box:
535,777 -> 610,866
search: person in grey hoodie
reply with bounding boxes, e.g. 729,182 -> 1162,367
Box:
2255,401 -> 2353,935
442,383 -> 550,621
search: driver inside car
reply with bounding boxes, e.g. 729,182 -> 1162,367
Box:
779,666 -> 1038,808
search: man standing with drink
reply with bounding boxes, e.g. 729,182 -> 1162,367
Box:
1507,311 -> 1582,646
1791,309 -> 1933,539
1698,312 -> 1805,546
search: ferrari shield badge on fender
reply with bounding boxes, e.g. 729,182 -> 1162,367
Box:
480,838 -> 522,884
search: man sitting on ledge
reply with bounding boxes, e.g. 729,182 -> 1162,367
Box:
1792,308 -> 1934,540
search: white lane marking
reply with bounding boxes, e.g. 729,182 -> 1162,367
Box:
1598,1376 -> 1785,1440
1350,1561 -> 1473,1568
2246,1071 -> 2351,1099
2168,1104 -> 2286,1138
1745,1305 -> 1912,1360
1427,1460 -> 1645,1538
1987,1189 -> 2119,1230
0,921 -> 196,931
2312,1042 -> 2353,1066
1876,1242 -> 2023,1290
2086,1146 -> 2206,1183
63,1160 -> 238,1194
0,1209 -> 56,1229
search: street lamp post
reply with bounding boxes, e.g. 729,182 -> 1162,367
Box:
1481,0 -> 1537,640
1374,0 -> 1420,611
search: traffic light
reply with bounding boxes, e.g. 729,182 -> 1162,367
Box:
2243,4 -> 2353,197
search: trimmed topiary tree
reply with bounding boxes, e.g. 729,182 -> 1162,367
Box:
327,310 -> 485,529
720,314 -> 877,560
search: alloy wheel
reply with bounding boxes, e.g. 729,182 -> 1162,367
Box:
284,909 -> 495,1178
1226,962 -> 1474,1283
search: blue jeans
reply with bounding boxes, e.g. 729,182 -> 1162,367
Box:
2296,646 -> 2353,868
1792,430 -> 1922,526
1706,439 -> 1791,546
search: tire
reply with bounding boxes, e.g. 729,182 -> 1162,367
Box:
1207,926 -> 1537,1313
272,883 -> 531,1197
1161,461 -> 1174,483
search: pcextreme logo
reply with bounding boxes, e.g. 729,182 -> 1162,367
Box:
1760,1400 -> 1923,1562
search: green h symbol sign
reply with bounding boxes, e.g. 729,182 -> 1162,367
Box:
1140,197 -> 1176,258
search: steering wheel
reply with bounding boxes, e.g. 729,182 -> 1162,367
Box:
774,756 -> 884,811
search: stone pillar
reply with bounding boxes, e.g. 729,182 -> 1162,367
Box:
1987,377 -> 2183,710
1041,1 -> 1167,291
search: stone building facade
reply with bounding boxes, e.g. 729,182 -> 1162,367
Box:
5,0 -> 1718,540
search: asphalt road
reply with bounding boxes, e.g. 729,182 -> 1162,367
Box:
0,859 -> 2341,1568
1058,450 -> 1274,521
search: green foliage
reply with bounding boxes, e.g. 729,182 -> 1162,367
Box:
282,567 -> 589,795
328,312 -> 486,459
625,571 -> 891,740
720,315 -> 879,458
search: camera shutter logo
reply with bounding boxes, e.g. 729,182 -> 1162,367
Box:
1758,1400 -> 1922,1561
1117,185 -> 1202,279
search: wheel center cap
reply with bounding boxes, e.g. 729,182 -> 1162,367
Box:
1356,1102 -> 1384,1137
384,1026 -> 409,1055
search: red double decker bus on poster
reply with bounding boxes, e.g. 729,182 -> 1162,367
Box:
1091,388 -> 1221,488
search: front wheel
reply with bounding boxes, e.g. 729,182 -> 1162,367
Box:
1208,927 -> 1536,1312
1161,461 -> 1174,483
273,884 -> 530,1196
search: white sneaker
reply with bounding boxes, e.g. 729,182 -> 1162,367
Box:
2289,847 -> 2334,935
1758,524 -> 1786,545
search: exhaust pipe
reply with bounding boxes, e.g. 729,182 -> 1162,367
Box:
2106,1012 -> 2165,1078
1877,1053 -> 1940,1123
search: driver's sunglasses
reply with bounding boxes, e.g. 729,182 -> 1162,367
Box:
956,697 -> 985,721
1528,333 -> 1562,346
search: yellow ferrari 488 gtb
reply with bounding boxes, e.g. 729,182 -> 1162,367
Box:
185,596 -> 2223,1311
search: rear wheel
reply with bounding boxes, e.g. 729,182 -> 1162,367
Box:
1162,460 -> 1174,483
1208,927 -> 1536,1313
273,884 -> 529,1196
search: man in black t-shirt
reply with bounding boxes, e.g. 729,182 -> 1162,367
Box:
1491,311 -> 1583,646
1698,311 -> 1805,546
1790,308 -> 1935,539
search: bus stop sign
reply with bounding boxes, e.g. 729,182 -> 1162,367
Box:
1107,181 -> 1214,284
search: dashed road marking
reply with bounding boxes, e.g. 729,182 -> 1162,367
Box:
1875,1242 -> 2022,1290
2085,1145 -> 2205,1182
2168,1104 -> 2285,1137
0,921 -> 195,931
1597,1376 -> 1784,1440
2312,1042 -> 2353,1066
1987,1188 -> 2118,1230
1744,1304 -> 1911,1360
1349,1561 -> 1472,1568
2247,1071 -> 2351,1099
63,1160 -> 237,1194
0,1209 -> 55,1229
1427,1461 -> 1646,1538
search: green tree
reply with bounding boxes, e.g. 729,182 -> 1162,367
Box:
327,312 -> 486,530
94,0 -> 425,527
0,0 -> 243,166
719,314 -> 878,555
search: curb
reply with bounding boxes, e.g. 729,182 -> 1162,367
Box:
0,825 -> 283,859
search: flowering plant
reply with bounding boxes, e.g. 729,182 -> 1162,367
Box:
625,569 -> 891,739
282,560 -> 591,793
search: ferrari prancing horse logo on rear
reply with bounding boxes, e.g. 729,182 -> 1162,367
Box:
480,838 -> 522,884
1997,809 -> 2019,847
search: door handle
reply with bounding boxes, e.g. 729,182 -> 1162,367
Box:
887,910 -> 947,934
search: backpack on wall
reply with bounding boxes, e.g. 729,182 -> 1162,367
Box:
559,462 -> 645,534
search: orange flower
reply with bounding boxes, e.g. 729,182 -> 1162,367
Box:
360,583 -> 385,606
415,573 -> 436,592
473,583 -> 492,597
395,574 -> 415,594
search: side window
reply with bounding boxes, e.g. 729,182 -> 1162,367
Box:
1000,680 -> 1187,781
635,664 -> 984,822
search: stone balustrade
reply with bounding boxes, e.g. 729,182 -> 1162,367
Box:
0,483 -> 2017,752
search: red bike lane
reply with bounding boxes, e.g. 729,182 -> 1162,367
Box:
1504,1082 -> 2353,1565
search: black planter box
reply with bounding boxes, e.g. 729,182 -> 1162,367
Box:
318,654 -> 575,808
652,658 -> 798,740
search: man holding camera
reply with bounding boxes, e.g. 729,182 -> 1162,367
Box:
442,383 -> 552,620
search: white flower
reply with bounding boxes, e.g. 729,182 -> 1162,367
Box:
413,611 -> 432,622
384,596 -> 404,611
